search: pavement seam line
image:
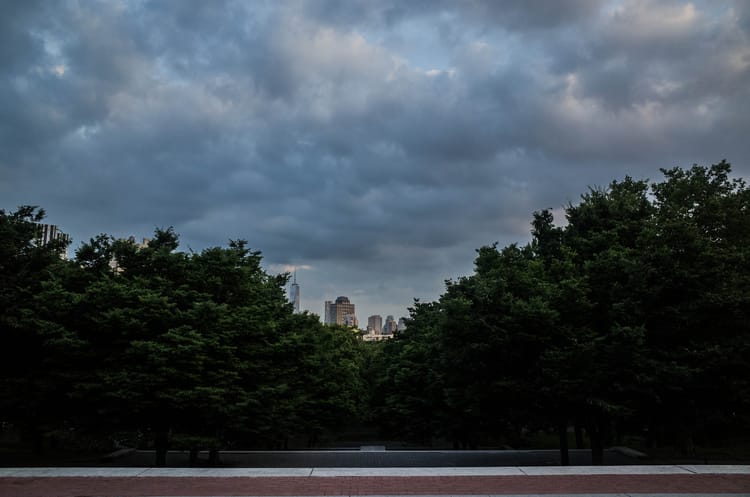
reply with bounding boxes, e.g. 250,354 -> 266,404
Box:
517,467 -> 529,475
135,468 -> 151,477
308,467 -> 314,477
677,464 -> 698,474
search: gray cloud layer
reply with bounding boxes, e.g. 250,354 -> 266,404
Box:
2,0 -> 749,321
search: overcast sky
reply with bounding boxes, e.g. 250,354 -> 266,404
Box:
2,1 -> 749,323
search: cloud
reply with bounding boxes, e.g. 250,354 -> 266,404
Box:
1,0 -> 748,322
268,263 -> 314,274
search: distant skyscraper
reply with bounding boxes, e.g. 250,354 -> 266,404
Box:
383,315 -> 397,334
324,296 -> 357,326
368,315 -> 382,334
324,300 -> 332,324
110,236 -> 151,273
344,313 -> 358,328
290,271 -> 300,313
35,223 -> 70,260
363,314 -> 395,342
397,317 -> 407,332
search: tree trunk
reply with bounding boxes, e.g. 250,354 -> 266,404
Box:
30,427 -> 44,455
558,421 -> 569,466
680,429 -> 695,456
615,420 -> 623,445
646,421 -> 659,448
508,425 -> 523,449
208,449 -> 220,466
574,420 -> 584,449
154,429 -> 169,467
588,416 -> 604,465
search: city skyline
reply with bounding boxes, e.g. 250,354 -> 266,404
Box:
293,274 -> 408,329
2,1 -> 749,322
287,278 -> 408,327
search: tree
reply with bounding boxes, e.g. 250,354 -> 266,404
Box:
64,227 -> 374,461
374,161 -> 750,463
561,177 -> 655,463
61,230 -> 295,464
371,300 -> 446,445
0,206 -> 79,453
641,161 -> 750,451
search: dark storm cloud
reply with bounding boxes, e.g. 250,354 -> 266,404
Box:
304,0 -> 599,31
458,0 -> 601,30
0,1 -> 46,72
2,0 -> 749,320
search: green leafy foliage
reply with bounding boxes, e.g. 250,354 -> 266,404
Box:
372,161 -> 750,461
1,214 -> 367,463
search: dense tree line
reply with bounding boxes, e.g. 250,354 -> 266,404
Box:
1,212 -> 364,465
2,161 -> 749,466
370,161 -> 750,463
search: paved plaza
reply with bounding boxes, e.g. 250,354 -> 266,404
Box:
1,465 -> 749,496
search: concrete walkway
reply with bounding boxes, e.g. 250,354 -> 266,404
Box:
1,465 -> 749,496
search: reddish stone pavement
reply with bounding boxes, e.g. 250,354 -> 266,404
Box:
1,467 -> 749,497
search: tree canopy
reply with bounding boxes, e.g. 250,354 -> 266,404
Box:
1,213 -> 365,465
371,161 -> 750,462
2,161 -> 749,465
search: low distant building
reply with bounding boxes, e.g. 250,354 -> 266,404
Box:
361,329 -> 392,342
133,236 -> 151,249
110,236 -> 151,273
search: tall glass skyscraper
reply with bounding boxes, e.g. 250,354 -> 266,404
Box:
290,271 -> 300,313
